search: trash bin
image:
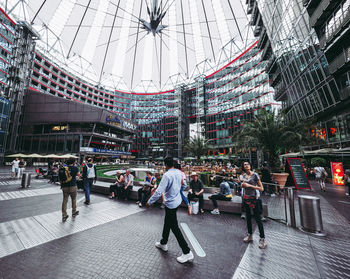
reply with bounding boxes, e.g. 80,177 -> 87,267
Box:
21,173 -> 31,188
298,195 -> 325,235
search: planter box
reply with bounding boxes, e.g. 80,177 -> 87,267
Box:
272,173 -> 289,187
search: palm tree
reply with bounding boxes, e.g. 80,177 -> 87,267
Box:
235,109 -> 305,170
184,136 -> 209,161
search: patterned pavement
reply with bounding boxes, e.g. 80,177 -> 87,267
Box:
0,169 -> 349,279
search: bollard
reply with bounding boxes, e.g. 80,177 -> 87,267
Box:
298,195 -> 325,236
21,173 -> 31,188
287,187 -> 296,228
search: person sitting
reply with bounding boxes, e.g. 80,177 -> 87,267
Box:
208,179 -> 233,215
120,169 -> 133,200
109,171 -> 124,199
187,172 -> 204,214
137,171 -> 156,207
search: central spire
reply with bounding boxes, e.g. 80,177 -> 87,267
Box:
140,0 -> 167,36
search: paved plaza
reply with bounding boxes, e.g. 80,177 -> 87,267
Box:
0,167 -> 349,279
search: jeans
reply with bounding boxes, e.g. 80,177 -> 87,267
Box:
138,187 -> 151,205
210,194 -> 231,209
187,193 -> 204,210
62,186 -> 78,217
121,185 -> 133,200
180,187 -> 189,206
244,201 -> 265,238
18,168 -> 25,178
84,178 -> 93,202
160,206 -> 191,254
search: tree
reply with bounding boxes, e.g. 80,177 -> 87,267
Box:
184,136 -> 209,161
235,109 -> 309,171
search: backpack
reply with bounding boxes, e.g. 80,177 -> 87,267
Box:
59,166 -> 72,184
87,164 -> 95,179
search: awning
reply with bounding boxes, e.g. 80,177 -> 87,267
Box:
6,153 -> 27,158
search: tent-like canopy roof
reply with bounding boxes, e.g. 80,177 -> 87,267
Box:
3,0 -> 254,92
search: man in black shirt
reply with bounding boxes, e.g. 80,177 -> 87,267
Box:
61,158 -> 80,222
187,172 -> 204,213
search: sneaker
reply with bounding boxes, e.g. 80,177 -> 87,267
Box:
62,215 -> 69,222
346,193 -> 349,196
72,211 -> 79,217
271,193 -> 276,197
84,201 -> 90,205
155,242 -> 168,252
259,238 -> 267,249
210,209 -> 220,215
243,234 -> 253,243
109,195 -> 113,199
241,213 -> 246,219
261,216 -> 267,222
160,204 -> 165,209
177,251 -> 194,263
138,203 -> 142,207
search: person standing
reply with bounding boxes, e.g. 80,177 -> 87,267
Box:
314,163 -> 327,192
261,162 -> 273,196
18,159 -> 26,178
59,158 -> 80,222
82,158 -> 97,205
11,158 -> 20,178
240,161 -> 266,249
344,169 -> 350,197
146,157 -> 194,264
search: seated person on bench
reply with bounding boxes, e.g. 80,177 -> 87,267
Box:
208,179 -> 233,215
137,171 -> 156,207
109,171 -> 124,199
187,172 -> 204,213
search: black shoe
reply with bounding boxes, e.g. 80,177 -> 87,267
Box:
84,201 -> 90,205
62,215 -> 69,222
72,211 -> 79,217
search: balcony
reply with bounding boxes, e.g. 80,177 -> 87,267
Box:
339,86 -> 350,100
310,0 -> 341,29
274,85 -> 287,101
328,47 -> 350,74
319,9 -> 350,49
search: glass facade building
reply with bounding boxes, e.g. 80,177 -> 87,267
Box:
247,0 -> 350,147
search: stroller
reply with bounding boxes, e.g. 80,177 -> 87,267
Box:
35,167 -> 48,179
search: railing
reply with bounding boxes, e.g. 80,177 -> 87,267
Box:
319,4 -> 350,49
328,47 -> 350,74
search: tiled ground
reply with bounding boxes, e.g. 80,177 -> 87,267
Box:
0,169 -> 349,279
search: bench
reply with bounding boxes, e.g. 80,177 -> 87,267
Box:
91,181 -> 268,217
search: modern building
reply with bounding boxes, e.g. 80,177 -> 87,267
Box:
247,0 -> 350,148
20,90 -> 135,160
0,7 -> 15,159
305,0 -> 350,145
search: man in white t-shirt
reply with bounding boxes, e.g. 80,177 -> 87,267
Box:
314,164 -> 327,191
11,158 -> 20,178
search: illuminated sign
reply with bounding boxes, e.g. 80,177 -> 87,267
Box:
311,128 -> 337,140
52,125 -> 67,131
331,162 -> 344,185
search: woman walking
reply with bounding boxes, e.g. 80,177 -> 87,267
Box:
240,161 -> 266,249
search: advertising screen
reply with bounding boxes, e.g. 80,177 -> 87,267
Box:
331,162 -> 344,186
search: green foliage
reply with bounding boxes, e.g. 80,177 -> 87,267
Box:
184,136 -> 209,161
311,157 -> 327,167
235,109 -> 313,171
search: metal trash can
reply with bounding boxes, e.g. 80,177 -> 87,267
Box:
21,173 -> 31,188
298,195 -> 325,236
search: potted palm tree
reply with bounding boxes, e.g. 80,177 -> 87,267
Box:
235,109 -> 311,187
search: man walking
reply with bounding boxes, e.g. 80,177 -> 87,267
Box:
60,158 -> 80,222
82,158 -> 97,205
147,157 -> 194,264
11,157 -> 20,178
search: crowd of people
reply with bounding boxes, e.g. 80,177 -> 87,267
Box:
18,155 -> 349,264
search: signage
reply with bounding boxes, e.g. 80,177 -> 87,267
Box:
285,158 -> 311,190
80,147 -> 131,156
105,114 -> 136,131
331,162 -> 344,186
